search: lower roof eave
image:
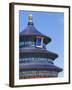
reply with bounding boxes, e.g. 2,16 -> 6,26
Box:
20,68 -> 62,73
19,63 -> 63,72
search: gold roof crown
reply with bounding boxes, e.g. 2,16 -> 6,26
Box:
28,14 -> 33,22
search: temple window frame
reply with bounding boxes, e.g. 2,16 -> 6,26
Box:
36,36 -> 44,48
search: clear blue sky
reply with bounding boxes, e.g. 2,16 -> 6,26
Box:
19,10 -> 64,77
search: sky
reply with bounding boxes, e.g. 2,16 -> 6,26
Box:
19,10 -> 64,77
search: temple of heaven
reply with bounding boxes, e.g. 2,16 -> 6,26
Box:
19,14 -> 62,79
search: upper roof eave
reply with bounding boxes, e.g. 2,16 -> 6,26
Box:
20,25 -> 51,44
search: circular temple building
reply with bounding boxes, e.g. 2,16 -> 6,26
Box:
19,14 -> 62,79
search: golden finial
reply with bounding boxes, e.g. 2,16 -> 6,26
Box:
28,14 -> 33,22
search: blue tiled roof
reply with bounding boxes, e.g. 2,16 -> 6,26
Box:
20,25 -> 43,36
19,63 -> 62,72
20,47 -> 58,60
20,25 -> 51,44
